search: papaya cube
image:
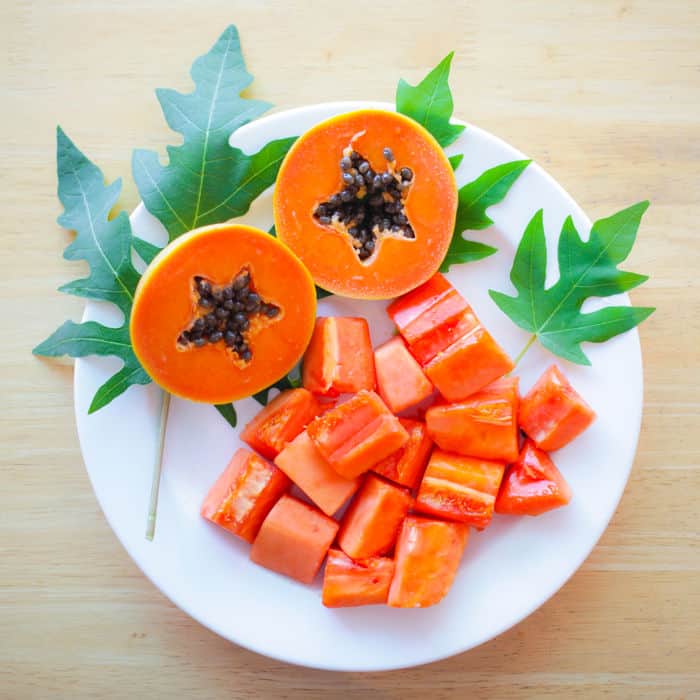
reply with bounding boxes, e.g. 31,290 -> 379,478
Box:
250,495 -> 339,584
387,516 -> 468,608
425,377 -> 520,462
240,387 -> 323,459
415,449 -> 506,529
519,364 -> 596,451
201,448 -> 290,543
373,418 -> 433,489
495,439 -> 572,516
274,431 -> 360,516
307,390 -> 409,479
374,336 -> 434,414
337,474 -> 413,560
322,549 -> 395,608
424,324 -> 514,402
387,273 -> 467,345
302,317 -> 375,397
408,308 -> 479,366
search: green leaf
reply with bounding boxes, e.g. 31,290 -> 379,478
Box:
214,403 -> 238,428
132,25 -> 296,241
253,365 -> 302,405
440,159 -> 530,272
132,236 -> 162,266
396,52 -> 465,147
440,239 -> 497,272
33,130 -> 151,411
454,160 -> 531,232
33,320 -> 151,412
54,127 -> 141,315
489,202 -> 655,365
448,153 -> 464,171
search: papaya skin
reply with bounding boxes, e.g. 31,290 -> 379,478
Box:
273,109 -> 458,300
130,224 -> 317,404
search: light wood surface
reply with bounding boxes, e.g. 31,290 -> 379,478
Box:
2,1 -> 699,697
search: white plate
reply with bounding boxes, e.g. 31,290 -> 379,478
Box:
74,101 -> 643,671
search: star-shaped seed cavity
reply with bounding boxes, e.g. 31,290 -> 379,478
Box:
313,146 -> 415,262
177,268 -> 280,363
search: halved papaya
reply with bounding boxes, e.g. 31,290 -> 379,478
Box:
273,109 -> 458,299
130,224 -> 316,403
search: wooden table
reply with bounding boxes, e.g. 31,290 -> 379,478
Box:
3,1 -> 699,697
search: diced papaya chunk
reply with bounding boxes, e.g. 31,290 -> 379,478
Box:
201,448 -> 290,543
240,388 -> 323,459
387,274 -> 467,345
386,273 -> 454,333
274,431 -> 359,516
519,364 -> 596,451
424,325 -> 514,402
302,317 -> 375,397
387,516 -> 468,608
495,439 -> 572,516
415,449 -> 506,529
374,336 -> 434,414
322,549 -> 395,608
337,474 -> 412,559
425,377 -> 520,462
373,418 -> 433,489
307,390 -> 409,479
408,308 -> 479,366
250,494 -> 338,584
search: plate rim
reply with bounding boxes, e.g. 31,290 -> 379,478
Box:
74,100 -> 644,671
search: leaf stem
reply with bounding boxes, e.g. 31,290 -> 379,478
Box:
146,390 -> 171,541
513,334 -> 537,367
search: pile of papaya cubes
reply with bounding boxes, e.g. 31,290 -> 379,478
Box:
201,274 -> 596,608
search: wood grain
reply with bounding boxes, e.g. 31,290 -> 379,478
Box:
2,0 -> 699,697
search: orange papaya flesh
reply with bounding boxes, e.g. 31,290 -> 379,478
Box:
372,418 -> 433,490
274,110 -> 458,299
130,224 -> 316,404
201,448 -> 291,543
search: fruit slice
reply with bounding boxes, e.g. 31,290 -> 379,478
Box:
495,440 -> 572,516
387,273 -> 476,358
424,325 -> 514,402
374,336 -> 434,414
302,317 -> 375,397
306,390 -> 409,479
415,449 -> 506,529
241,388 -> 323,459
274,431 -> 359,516
387,516 -> 468,608
130,224 -> 316,403
519,364 -> 596,451
322,550 -> 395,608
373,418 -> 433,489
274,109 -> 458,299
337,474 -> 413,560
425,377 -> 520,462
250,494 -> 339,584
201,448 -> 290,543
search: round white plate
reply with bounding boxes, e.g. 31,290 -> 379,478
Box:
75,101 -> 643,671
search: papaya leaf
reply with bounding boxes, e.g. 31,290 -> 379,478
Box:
33,129 -> 151,412
132,236 -> 162,266
214,403 -> 238,428
448,153 -> 463,171
396,52 -> 465,148
132,25 -> 296,241
489,203 -> 655,365
441,159 -> 531,272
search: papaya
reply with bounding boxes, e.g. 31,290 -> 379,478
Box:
130,223 -> 316,404
273,109 -> 458,299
